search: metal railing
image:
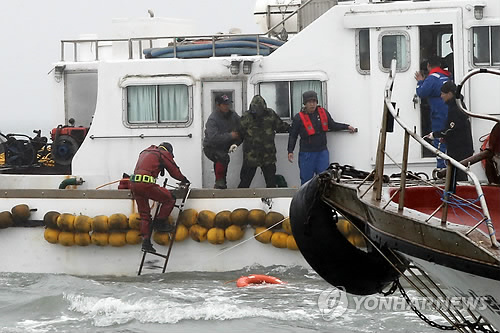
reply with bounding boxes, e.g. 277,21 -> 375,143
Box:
371,60 -> 499,248
58,0 -> 328,62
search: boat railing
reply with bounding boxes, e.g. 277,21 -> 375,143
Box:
370,59 -> 499,249
59,33 -> 277,62
58,0 -> 336,62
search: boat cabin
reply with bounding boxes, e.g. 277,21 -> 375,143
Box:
2,0 -> 499,190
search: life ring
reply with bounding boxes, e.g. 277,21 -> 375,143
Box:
236,274 -> 284,287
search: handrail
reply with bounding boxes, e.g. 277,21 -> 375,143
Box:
265,0 -> 315,35
456,68 -> 500,123
378,60 -> 498,248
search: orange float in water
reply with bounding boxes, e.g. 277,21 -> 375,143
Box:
236,274 -> 285,287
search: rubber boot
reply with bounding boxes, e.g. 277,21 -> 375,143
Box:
141,239 -> 156,253
152,218 -> 174,233
214,179 -> 227,189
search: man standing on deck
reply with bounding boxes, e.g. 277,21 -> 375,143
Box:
203,94 -> 242,189
130,142 -> 190,253
238,95 -> 289,188
287,90 -> 356,185
415,56 -> 451,169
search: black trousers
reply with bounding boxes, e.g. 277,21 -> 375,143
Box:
238,163 -> 276,188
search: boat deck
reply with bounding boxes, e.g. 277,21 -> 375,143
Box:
389,185 -> 500,241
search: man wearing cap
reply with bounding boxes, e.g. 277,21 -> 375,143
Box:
424,81 -> 473,181
238,95 -> 289,188
287,90 -> 356,185
203,94 -> 242,189
442,34 -> 454,76
130,142 -> 190,252
415,55 -> 451,169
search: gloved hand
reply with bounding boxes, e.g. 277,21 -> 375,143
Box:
179,177 -> 190,186
228,144 -> 238,153
424,132 -> 434,140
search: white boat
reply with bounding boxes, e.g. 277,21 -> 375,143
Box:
1,0 -> 500,329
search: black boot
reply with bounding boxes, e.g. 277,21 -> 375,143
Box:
141,239 -> 156,253
152,219 -> 175,233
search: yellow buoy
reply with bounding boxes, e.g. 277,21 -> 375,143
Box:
336,219 -> 352,236
126,229 -> 142,245
230,208 -> 249,226
214,210 -> 232,229
286,235 -> 299,250
74,232 -> 91,246
153,231 -> 170,246
91,232 -> 109,246
43,211 -> 60,229
271,232 -> 288,248
74,215 -> 92,233
174,224 -> 189,242
265,211 -> 284,230
108,213 -> 128,230
57,213 -> 75,231
0,211 -> 14,229
189,224 -> 208,242
92,215 -> 109,232
282,217 -> 292,235
11,204 -> 31,224
109,232 -> 127,247
198,210 -> 216,229
247,209 -> 266,228
347,233 -> 367,248
44,228 -> 60,244
254,227 -> 272,244
178,208 -> 198,228
58,231 -> 75,246
225,225 -> 244,241
128,213 -> 141,230
207,227 -> 225,244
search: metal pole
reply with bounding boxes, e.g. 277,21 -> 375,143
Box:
441,163 -> 453,225
399,131 -> 410,211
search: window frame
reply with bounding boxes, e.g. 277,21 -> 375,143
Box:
356,28 -> 371,75
120,75 -> 194,128
256,79 -> 326,120
378,30 -> 411,73
472,25 -> 500,68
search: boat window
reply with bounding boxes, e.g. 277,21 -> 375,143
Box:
378,31 -> 410,72
356,29 -> 370,74
127,84 -> 190,125
259,80 -> 323,119
473,26 -> 500,67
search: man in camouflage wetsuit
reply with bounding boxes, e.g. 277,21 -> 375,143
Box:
238,95 -> 289,188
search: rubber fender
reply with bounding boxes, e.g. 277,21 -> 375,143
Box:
11,204 -> 31,224
225,225 -> 244,241
174,224 -> 189,242
74,232 -> 91,246
286,235 -> 299,250
108,213 -> 128,230
126,229 -> 142,245
230,208 -> 249,227
0,211 -> 14,229
207,227 -> 225,244
178,208 -> 198,228
289,176 -> 401,296
109,232 -> 126,247
44,228 -> 60,244
57,213 -> 75,231
153,231 -> 170,246
198,210 -> 216,229
91,232 -> 109,246
43,211 -> 60,229
254,227 -> 272,244
128,213 -> 141,230
265,211 -> 284,230
271,232 -> 288,248
247,209 -> 266,228
58,231 -> 75,246
282,217 -> 292,234
189,224 -> 208,242
215,211 -> 232,229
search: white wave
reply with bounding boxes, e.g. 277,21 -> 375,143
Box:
64,293 -> 316,326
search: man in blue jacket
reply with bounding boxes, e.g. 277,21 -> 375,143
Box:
415,56 -> 451,168
287,90 -> 356,185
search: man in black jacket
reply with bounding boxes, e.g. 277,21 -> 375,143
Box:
203,94 -> 242,189
424,81 -> 474,181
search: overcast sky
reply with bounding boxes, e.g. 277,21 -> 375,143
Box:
0,0 -> 260,136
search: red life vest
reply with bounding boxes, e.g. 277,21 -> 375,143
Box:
299,107 -> 329,136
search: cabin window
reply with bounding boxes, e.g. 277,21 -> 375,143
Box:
127,84 -> 190,124
473,26 -> 500,67
379,32 -> 410,72
259,80 -> 323,119
356,29 -> 370,74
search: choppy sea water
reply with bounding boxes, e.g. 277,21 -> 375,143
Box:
0,266 -> 445,333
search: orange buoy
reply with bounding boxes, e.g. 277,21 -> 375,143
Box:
236,274 -> 285,287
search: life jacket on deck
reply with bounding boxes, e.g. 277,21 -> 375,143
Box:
299,107 -> 329,136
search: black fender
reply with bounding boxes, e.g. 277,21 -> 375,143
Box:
290,175 -> 402,295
